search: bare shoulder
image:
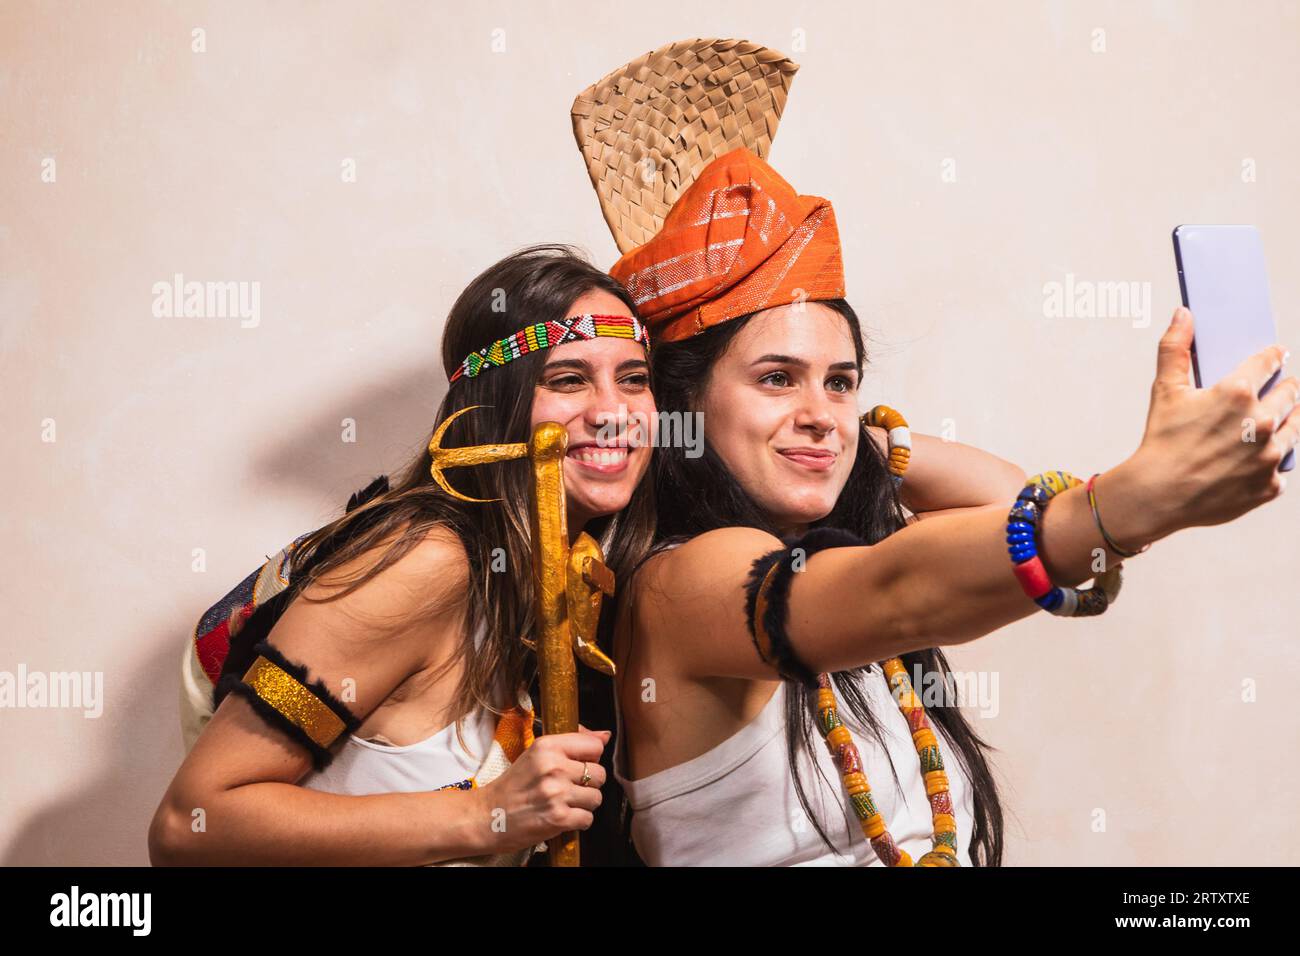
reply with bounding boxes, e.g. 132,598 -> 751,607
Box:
177,524 -> 471,796
379,522 -> 470,589
626,528 -> 786,681
635,527 -> 784,599
297,521 -> 470,642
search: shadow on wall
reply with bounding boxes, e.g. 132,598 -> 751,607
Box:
253,361 -> 450,508
1,362 -> 453,865
2,636 -> 191,866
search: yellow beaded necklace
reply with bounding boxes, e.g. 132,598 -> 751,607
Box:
813,663 -> 960,866
813,405 -> 959,866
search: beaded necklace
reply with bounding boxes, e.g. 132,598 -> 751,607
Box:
809,405 -> 960,867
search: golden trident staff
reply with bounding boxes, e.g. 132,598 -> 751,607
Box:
428,405 -> 616,867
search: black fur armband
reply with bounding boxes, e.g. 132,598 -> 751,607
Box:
215,640 -> 361,771
743,528 -> 868,687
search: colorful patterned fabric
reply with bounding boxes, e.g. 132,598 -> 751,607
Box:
434,706 -> 537,792
191,531 -> 310,690
180,475 -> 537,787
448,313 -> 649,383
182,476 -> 393,753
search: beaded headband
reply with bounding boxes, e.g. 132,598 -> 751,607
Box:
448,313 -> 650,383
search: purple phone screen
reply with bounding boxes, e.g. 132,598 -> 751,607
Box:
1173,224 -> 1294,471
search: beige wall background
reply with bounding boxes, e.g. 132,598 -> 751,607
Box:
2,0 -> 1296,865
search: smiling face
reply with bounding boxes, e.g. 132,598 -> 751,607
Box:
530,288 -> 656,531
698,302 -> 862,535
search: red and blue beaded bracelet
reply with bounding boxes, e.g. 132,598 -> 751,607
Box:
1006,471 -> 1124,616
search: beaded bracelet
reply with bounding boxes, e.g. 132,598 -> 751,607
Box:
862,405 -> 910,489
1007,471 -> 1124,616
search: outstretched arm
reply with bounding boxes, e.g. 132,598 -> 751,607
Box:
642,314 -> 1294,684
636,459 -> 1166,684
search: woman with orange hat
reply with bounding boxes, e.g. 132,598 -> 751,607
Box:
600,146 -> 1296,867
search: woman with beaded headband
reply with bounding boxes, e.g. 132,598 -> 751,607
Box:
150,244 -> 657,866
571,41 -> 1298,866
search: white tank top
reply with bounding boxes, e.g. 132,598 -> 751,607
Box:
299,704 -> 497,796
613,666 -> 978,866
298,620 -> 499,797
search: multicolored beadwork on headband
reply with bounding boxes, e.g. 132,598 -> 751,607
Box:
448,313 -> 650,383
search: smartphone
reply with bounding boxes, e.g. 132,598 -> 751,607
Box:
1172,224 -> 1294,471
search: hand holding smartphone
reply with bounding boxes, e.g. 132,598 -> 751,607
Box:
1172,224 -> 1295,471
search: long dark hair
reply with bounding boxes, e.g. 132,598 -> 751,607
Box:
274,244 -> 656,726
633,299 -> 1005,866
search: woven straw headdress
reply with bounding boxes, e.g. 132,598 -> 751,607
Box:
570,38 -> 800,256
571,38 -> 846,343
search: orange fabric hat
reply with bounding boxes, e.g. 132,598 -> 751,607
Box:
609,147 -> 845,343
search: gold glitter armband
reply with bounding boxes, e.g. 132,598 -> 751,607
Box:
216,640 -> 361,770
